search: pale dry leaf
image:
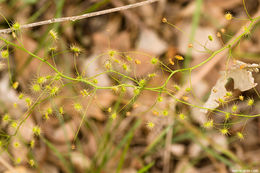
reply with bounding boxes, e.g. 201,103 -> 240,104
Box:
191,106 -> 207,125
174,158 -> 199,173
70,152 -> 91,171
139,3 -> 154,26
52,120 -> 78,143
179,1 -> 196,18
202,61 -> 258,112
137,29 -> 167,56
169,144 -> 185,157
83,53 -> 111,87
0,75 -> 18,103
233,60 -> 259,72
178,25 -> 221,58
188,138 -> 209,158
41,163 -> 59,173
4,166 -> 32,173
210,133 -> 228,152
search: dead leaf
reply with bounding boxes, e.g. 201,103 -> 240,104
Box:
136,29 -> 167,56
202,60 -> 258,112
4,166 -> 32,173
178,25 -> 221,59
52,121 -> 78,143
70,152 -> 91,171
170,144 -> 185,157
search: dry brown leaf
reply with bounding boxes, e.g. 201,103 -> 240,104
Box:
41,163 -> 59,173
14,35 -> 52,91
202,60 -> 258,112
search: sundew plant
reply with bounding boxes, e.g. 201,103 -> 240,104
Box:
0,0 -> 260,172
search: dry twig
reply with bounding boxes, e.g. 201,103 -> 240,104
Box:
0,0 -> 159,34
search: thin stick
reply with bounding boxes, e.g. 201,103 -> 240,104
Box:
0,0 -> 159,34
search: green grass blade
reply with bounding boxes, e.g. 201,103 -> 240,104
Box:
184,0 -> 203,68
137,162 -> 155,173
41,137 -> 74,173
116,131 -> 134,173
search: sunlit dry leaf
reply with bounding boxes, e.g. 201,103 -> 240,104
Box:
202,61 -> 258,112
169,144 -> 185,157
137,29 -> 167,56
4,166 -> 32,173
52,121 -> 78,143
70,152 -> 91,171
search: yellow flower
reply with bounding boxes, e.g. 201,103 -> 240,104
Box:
12,22 -> 21,30
12,82 -> 19,89
162,18 -> 167,23
247,98 -> 254,106
11,122 -> 17,128
178,113 -> 186,120
203,119 -> 213,128
135,59 -> 141,64
146,122 -> 155,129
111,113 -> 117,120
2,114 -> 10,122
70,44 -> 82,56
74,103 -> 82,112
157,96 -> 163,102
13,141 -> 20,148
31,84 -> 41,92
59,107 -> 64,115
32,126 -> 41,136
29,159 -> 35,167
225,13 -> 232,20
15,157 -> 21,164
237,132 -> 244,140
232,104 -> 238,112
49,29 -> 58,41
37,76 -> 47,84
30,140 -> 35,148
175,55 -> 184,61
1,50 -> 9,59
220,128 -> 229,135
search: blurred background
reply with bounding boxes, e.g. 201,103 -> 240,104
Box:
0,0 -> 260,172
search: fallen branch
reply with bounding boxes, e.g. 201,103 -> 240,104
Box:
0,0 -> 159,34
